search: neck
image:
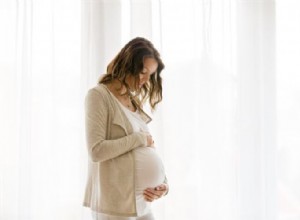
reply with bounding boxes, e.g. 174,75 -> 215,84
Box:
105,80 -> 138,112
107,80 -> 130,97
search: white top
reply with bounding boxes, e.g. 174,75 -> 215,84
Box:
110,93 -> 165,216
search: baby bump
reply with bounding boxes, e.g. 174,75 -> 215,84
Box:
134,147 -> 165,192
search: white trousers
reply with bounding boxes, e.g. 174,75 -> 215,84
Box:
91,211 -> 155,220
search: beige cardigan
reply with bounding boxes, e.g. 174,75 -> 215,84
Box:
83,83 -> 166,217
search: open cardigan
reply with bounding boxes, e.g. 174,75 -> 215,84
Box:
83,83 -> 167,217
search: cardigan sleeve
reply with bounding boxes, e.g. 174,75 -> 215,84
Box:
84,88 -> 148,163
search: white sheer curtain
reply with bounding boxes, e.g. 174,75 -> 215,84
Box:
276,1 -> 300,220
160,1 -> 277,220
1,0 -> 300,220
0,0 -> 83,219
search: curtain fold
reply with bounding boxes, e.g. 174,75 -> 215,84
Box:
236,1 -> 277,220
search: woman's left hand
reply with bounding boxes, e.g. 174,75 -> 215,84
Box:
143,183 -> 168,202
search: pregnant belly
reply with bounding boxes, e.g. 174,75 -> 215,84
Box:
134,146 -> 165,191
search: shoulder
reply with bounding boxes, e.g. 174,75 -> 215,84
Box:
85,84 -> 111,109
86,83 -> 110,99
87,83 -> 108,96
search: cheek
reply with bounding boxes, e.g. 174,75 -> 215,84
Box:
141,74 -> 151,82
139,74 -> 146,82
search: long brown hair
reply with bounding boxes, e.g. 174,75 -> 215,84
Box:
98,37 -> 164,111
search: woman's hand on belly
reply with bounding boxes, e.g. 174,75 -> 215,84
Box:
143,183 -> 169,202
144,132 -> 155,147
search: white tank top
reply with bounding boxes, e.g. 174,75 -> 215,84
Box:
110,94 -> 165,216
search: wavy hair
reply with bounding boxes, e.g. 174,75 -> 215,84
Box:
98,37 -> 164,111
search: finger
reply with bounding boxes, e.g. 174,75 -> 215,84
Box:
143,194 -> 154,202
154,188 -> 167,195
145,191 -> 164,199
145,188 -> 161,197
156,183 -> 168,190
155,185 -> 166,191
143,191 -> 155,201
144,190 -> 158,198
144,190 -> 161,199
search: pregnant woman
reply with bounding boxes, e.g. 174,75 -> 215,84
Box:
83,37 -> 169,220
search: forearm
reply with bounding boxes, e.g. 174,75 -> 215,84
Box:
87,131 -> 147,162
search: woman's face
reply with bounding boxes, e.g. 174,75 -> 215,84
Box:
127,57 -> 158,91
